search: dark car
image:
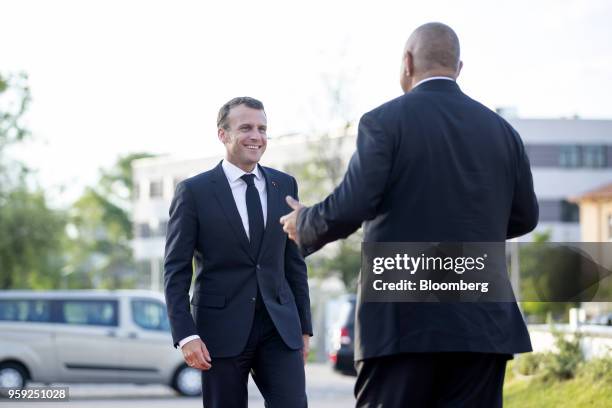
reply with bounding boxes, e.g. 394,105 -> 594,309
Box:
328,295 -> 356,376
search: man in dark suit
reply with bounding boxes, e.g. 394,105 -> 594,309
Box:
280,23 -> 538,407
164,97 -> 312,408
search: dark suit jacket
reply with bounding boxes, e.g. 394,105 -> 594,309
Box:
164,162 -> 312,358
298,79 -> 538,361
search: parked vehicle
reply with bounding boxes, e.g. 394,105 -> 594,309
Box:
589,312 -> 612,326
328,294 -> 357,376
0,290 -> 201,396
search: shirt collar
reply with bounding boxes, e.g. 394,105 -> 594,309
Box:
413,76 -> 455,89
222,159 -> 263,183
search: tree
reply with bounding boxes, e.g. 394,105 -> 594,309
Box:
0,72 -> 31,190
284,127 -> 363,290
283,71 -> 362,290
63,153 -> 155,289
0,72 -> 67,289
285,69 -> 362,291
520,231 -> 580,322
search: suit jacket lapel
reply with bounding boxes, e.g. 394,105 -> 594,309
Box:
258,165 -> 280,261
210,162 -> 255,262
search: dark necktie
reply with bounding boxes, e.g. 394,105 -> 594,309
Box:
241,174 -> 265,258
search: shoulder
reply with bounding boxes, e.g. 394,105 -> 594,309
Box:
464,97 -> 523,140
359,93 -> 425,131
260,165 -> 292,181
363,94 -> 407,121
260,165 -> 297,188
178,166 -> 218,193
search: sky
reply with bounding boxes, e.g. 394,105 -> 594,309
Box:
2,0 -> 611,206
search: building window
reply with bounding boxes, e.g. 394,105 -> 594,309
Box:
135,223 -> 151,238
150,180 -> 163,198
525,144 -> 560,167
135,221 -> 167,238
537,200 -> 561,222
560,200 -> 579,223
538,199 -> 579,223
559,145 -> 581,167
582,145 -> 607,168
133,182 -> 140,200
157,220 -> 168,237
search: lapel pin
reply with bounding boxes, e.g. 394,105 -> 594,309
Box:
272,181 -> 277,187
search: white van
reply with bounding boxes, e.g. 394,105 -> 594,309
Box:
0,290 -> 201,396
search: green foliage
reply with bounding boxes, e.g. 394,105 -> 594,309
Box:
283,126 -> 362,289
539,329 -> 584,381
578,356 -> 612,383
505,356 -> 612,407
0,188 -> 66,289
0,72 -> 68,289
0,71 -> 154,290
519,231 -> 580,321
321,237 -> 362,291
98,153 -> 154,209
283,130 -> 351,205
514,330 -> 585,382
504,369 -> 612,407
0,72 -> 31,151
63,153 -> 155,289
516,352 -> 546,376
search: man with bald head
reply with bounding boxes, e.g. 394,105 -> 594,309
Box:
400,22 -> 462,91
280,22 -> 538,407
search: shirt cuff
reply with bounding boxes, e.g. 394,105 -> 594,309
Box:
178,335 -> 200,349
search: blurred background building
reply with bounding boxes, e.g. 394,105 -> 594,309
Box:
570,181 -> 612,319
572,181 -> 612,242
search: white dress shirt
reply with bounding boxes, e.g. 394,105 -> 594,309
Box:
221,159 -> 268,234
413,76 -> 455,89
178,159 -> 268,349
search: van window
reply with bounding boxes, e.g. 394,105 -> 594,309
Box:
0,299 -> 51,323
131,299 -> 170,331
58,300 -> 118,327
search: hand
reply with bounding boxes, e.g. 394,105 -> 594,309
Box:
302,335 -> 310,364
181,338 -> 212,370
280,196 -> 304,244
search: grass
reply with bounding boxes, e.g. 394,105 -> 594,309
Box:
503,362 -> 612,408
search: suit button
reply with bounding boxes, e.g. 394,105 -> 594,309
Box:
256,265 -> 261,270
251,297 -> 256,302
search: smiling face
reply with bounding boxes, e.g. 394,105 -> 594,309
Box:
218,104 -> 268,172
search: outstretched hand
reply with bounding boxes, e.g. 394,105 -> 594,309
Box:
280,196 -> 304,244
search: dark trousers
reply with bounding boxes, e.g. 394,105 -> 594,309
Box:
202,304 -> 307,408
355,352 -> 509,408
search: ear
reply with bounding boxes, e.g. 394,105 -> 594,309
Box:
404,51 -> 414,77
218,127 -> 227,144
457,60 -> 464,77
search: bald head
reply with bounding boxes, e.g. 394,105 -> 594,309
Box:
400,22 -> 462,92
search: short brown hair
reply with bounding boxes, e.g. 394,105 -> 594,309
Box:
217,97 -> 265,130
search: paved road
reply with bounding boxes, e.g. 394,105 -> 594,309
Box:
2,363 -> 355,408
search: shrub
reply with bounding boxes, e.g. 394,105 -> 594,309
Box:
516,352 -> 545,376
579,357 -> 612,383
539,330 -> 584,381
